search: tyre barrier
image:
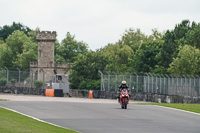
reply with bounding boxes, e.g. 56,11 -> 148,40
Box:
54,89 -> 64,97
45,89 -> 63,97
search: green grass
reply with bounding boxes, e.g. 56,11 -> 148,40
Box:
134,103 -> 200,113
0,107 -> 78,133
0,99 -> 7,101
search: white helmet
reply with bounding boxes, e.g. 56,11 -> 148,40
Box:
122,80 -> 126,85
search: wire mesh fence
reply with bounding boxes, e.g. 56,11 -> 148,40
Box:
100,72 -> 200,98
0,69 -> 44,88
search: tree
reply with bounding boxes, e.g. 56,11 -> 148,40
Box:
69,51 -> 109,89
185,22 -> 200,48
148,29 -> 164,41
0,42 -> 13,69
100,44 -> 133,72
98,28 -> 164,73
55,32 -> 88,63
159,20 -> 200,68
0,22 -> 31,41
4,30 -> 37,70
117,28 -> 148,52
130,40 -> 164,73
168,45 -> 200,74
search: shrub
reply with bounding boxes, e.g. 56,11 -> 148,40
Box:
78,80 -> 100,90
10,79 -> 16,85
0,78 -> 7,86
34,80 -> 43,88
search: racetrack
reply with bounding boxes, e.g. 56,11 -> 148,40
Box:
0,95 -> 200,133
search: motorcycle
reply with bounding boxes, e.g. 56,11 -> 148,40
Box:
120,89 -> 129,109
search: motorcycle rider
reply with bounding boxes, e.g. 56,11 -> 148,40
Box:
118,80 -> 129,102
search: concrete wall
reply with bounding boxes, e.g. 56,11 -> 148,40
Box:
0,86 -> 45,95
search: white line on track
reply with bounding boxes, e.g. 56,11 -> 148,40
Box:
154,105 -> 200,116
0,106 -> 80,133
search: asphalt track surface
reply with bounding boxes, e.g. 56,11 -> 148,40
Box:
0,101 -> 200,133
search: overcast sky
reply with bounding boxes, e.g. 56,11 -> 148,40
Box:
0,0 -> 200,50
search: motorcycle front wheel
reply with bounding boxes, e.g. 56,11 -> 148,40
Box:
124,99 -> 127,109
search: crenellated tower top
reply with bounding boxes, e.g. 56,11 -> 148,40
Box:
36,31 -> 57,41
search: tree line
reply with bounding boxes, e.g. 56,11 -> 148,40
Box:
0,20 -> 200,90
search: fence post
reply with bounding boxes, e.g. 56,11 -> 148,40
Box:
145,73 -> 149,93
160,74 -> 165,95
162,74 -> 165,95
129,74 -> 132,94
40,69 -> 45,89
113,72 -> 118,92
30,69 -> 33,88
134,73 -> 138,93
189,75 -> 192,99
191,75 -> 195,99
176,75 -> 178,96
187,75 -> 189,98
165,74 -> 170,95
181,76 -> 183,96
115,73 -> 118,92
199,78 -> 200,98
17,68 -> 21,87
148,73 -> 153,93
5,67 -> 9,83
159,75 -> 161,94
106,71 -> 110,91
98,70 -> 103,91
155,74 -> 158,94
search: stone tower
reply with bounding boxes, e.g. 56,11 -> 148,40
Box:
36,31 -> 56,68
30,31 -> 71,84
36,31 -> 56,82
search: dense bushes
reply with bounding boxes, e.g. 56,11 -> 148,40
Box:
0,78 -> 7,86
34,80 -> 43,88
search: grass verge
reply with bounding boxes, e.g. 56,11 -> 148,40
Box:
134,103 -> 200,114
0,99 -> 7,101
0,107 -> 78,133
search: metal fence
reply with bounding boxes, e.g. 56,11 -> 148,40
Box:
99,72 -> 200,98
0,69 -> 44,88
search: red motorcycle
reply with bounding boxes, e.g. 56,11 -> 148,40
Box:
120,89 -> 129,109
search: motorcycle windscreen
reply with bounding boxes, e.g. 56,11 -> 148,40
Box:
122,89 -> 127,95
